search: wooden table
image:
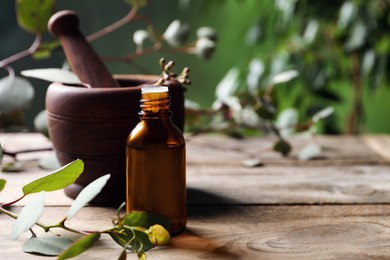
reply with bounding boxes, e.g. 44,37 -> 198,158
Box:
1,133 -> 390,259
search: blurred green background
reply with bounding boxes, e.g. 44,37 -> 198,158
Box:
1,0 -> 390,134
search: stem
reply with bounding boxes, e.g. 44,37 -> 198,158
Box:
0,205 -> 18,219
345,52 -> 362,134
86,7 -> 139,42
2,147 -> 52,160
0,33 -> 42,70
0,195 -> 26,208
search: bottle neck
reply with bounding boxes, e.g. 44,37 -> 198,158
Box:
139,90 -> 172,119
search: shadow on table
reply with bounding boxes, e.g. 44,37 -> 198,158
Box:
171,228 -> 239,260
187,187 -> 238,218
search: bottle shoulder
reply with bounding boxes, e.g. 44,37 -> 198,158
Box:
127,120 -> 185,148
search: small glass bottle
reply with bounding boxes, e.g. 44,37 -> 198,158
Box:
126,85 -> 186,234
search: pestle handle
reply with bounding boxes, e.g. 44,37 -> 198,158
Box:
48,10 -> 119,88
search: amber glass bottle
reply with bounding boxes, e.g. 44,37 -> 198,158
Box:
126,86 -> 186,234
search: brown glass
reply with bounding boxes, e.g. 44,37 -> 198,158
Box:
126,88 -> 186,234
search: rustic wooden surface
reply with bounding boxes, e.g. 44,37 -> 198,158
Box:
1,133 -> 390,259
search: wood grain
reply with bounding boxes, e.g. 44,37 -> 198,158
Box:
1,205 -> 390,259
2,133 -> 390,259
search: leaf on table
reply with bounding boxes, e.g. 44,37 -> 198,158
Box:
38,153 -> 61,171
11,191 -> 45,240
66,174 -> 110,220
21,69 -> 81,84
110,227 -> 154,252
0,179 -> 6,193
298,142 -> 322,161
242,158 -> 263,168
57,232 -> 100,260
22,236 -> 73,256
1,161 -> 25,172
22,159 -> 84,195
121,211 -> 171,231
147,224 -> 171,246
273,139 -> 292,157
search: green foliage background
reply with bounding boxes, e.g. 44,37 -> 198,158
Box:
1,0 -> 390,133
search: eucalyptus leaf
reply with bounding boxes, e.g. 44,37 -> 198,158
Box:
11,191 -> 45,240
1,161 -> 25,172
298,142 -> 322,161
66,174 -> 110,220
0,76 -> 34,114
22,236 -> 73,256
345,20 -> 367,51
163,20 -> 190,47
269,70 -> 299,85
57,233 -> 100,260
34,110 -> 48,137
38,154 -> 61,171
121,211 -> 171,231
215,67 -> 240,100
147,224 -> 171,246
242,158 -> 263,168
0,179 -> 6,193
16,0 -> 55,33
22,159 -> 84,196
273,139 -> 291,157
276,108 -> 299,137
312,106 -> 334,123
110,227 -> 154,252
125,0 -> 148,8
21,69 -> 81,84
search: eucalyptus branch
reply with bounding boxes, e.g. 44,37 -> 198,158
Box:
2,147 -> 52,160
86,7 -> 139,42
0,33 -> 42,70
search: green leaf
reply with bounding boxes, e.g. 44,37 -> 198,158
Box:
32,40 -> 60,60
124,0 -> 148,8
273,139 -> 291,157
22,159 -> 84,196
66,174 -> 111,220
11,191 -> 45,240
22,236 -> 73,256
16,0 -> 55,34
121,211 -> 171,231
0,179 -> 6,193
110,227 -> 154,252
21,69 -> 81,84
146,224 -> 171,246
58,233 -> 100,260
0,76 -> 34,114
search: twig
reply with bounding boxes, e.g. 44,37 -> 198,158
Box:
0,34 -> 42,70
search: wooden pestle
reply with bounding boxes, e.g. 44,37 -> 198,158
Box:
48,10 -> 119,88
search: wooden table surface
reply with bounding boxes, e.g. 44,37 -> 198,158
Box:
1,133 -> 390,259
